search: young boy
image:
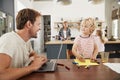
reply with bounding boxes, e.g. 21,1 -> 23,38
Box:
72,18 -> 98,62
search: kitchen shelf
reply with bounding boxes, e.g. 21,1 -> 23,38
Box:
54,21 -> 81,31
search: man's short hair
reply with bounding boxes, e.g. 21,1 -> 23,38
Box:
16,8 -> 41,30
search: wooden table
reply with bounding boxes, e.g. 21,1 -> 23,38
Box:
19,58 -> 120,80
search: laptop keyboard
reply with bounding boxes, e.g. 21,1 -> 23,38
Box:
33,60 -> 57,72
39,61 -> 54,70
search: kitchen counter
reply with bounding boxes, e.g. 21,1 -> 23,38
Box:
45,40 -> 120,59
46,40 -> 120,44
45,40 -> 73,44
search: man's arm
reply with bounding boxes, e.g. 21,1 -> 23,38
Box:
29,51 -> 38,57
0,53 -> 47,80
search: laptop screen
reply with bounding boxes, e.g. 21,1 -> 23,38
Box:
55,43 -> 63,63
33,43 -> 63,72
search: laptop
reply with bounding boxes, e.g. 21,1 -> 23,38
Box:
34,43 -> 63,72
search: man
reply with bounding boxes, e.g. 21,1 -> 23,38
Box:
0,8 -> 47,80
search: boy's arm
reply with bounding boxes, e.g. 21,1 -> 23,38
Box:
72,43 -> 85,62
92,43 -> 98,60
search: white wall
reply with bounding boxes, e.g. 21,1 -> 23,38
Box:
33,0 -> 105,39
14,0 -> 33,30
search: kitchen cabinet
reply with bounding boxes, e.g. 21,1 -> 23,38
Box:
43,15 -> 51,42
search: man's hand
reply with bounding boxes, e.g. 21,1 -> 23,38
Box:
29,56 -> 47,71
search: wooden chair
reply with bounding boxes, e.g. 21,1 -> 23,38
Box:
66,49 -> 73,59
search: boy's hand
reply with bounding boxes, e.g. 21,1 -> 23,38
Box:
90,55 -> 96,60
77,55 -> 85,62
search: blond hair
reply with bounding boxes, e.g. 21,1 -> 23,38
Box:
81,17 -> 96,34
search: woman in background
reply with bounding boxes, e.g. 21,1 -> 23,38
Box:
58,21 -> 71,40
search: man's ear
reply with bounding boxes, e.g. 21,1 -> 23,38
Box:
26,20 -> 32,29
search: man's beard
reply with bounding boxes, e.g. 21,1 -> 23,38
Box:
32,36 -> 37,38
29,30 -> 37,38
31,33 -> 37,38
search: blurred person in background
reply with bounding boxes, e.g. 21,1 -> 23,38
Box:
58,21 -> 71,41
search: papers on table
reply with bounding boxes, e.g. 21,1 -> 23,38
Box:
74,59 -> 99,66
103,63 -> 120,74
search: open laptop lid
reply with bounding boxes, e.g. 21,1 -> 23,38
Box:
34,43 -> 63,72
